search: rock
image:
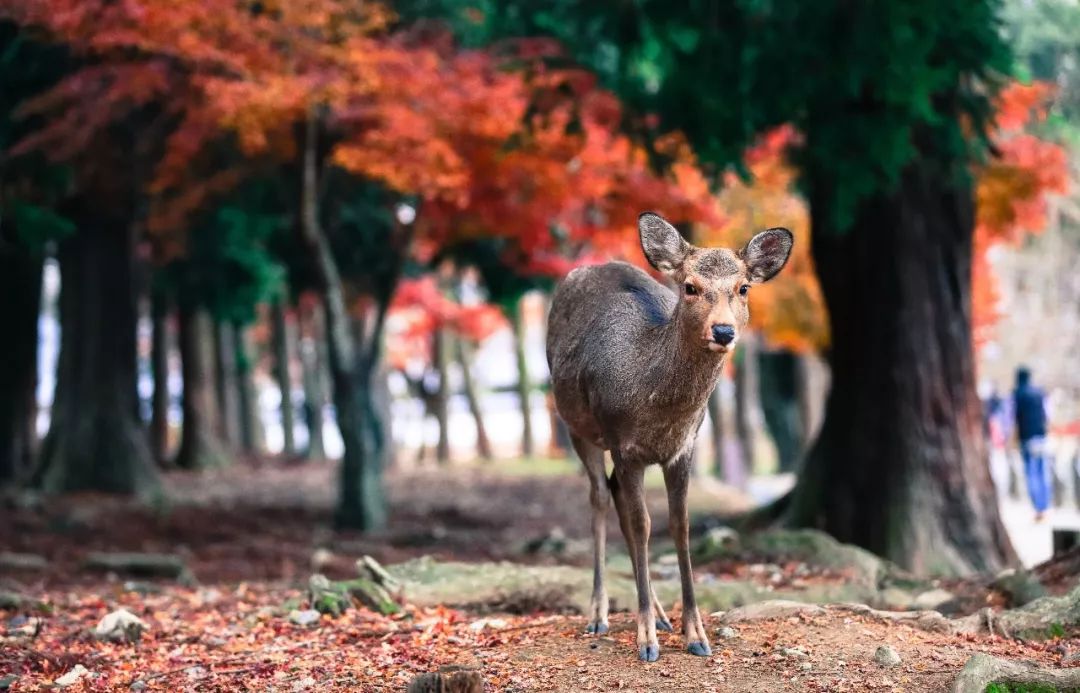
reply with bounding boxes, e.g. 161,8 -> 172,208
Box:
718,600 -> 826,624
717,626 -> 739,640
912,588 -> 956,611
407,665 -> 483,693
695,526 -> 740,559
992,569 -> 1047,608
523,527 -> 568,555
468,618 -> 508,631
874,645 -> 901,667
291,677 -> 318,691
55,665 -> 90,688
0,674 -> 17,690
0,591 -> 24,609
799,662 -> 812,671
289,609 -> 321,627
0,552 -> 48,572
94,608 -> 148,643
122,581 -> 162,596
308,571 -> 399,616
311,548 -> 335,572
781,646 -> 809,659
83,552 -> 194,583
130,681 -> 147,691
836,660 -> 847,668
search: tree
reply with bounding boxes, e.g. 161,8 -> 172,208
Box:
416,0 -> 1030,573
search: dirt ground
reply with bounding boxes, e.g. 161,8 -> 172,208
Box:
2,461 -> 1080,691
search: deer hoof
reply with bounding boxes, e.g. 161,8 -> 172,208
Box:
586,622 -> 609,635
655,617 -> 673,633
638,644 -> 660,662
687,641 -> 712,657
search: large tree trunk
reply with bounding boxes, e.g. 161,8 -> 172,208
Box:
457,338 -> 492,461
299,300 -> 327,460
175,306 -> 230,470
234,321 -> 264,455
511,296 -> 534,458
149,285 -> 171,465
0,240 -> 42,486
433,327 -> 452,464
35,222 -> 159,495
299,111 -> 386,530
213,319 -> 241,448
271,297 -> 297,457
787,162 -> 1017,574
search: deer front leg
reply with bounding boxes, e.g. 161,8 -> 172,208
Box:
663,456 -> 711,656
611,462 -> 658,662
572,435 -> 610,635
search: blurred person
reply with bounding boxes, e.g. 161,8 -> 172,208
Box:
1013,367 -> 1050,521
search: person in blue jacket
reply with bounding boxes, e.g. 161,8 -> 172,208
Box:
1013,367 -> 1050,521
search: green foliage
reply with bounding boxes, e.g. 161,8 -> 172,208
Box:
163,179 -> 285,324
401,0 -> 1011,232
985,683 -> 1065,693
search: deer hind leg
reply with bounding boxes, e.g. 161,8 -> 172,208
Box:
610,459 -> 659,661
663,454 -> 711,657
572,435 -> 610,635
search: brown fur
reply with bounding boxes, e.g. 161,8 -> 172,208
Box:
545,212 -> 792,661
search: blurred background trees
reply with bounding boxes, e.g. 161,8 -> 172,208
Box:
0,0 -> 1075,573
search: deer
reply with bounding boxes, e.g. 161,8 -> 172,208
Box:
546,212 -> 793,662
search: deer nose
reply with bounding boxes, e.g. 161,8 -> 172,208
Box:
711,324 -> 736,346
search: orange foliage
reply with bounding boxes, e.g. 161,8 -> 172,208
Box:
972,82 -> 1069,347
698,126 -> 828,353
386,275 -> 506,371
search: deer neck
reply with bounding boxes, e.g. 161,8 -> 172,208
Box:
645,304 -> 727,410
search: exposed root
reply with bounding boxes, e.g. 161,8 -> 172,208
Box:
951,653 -> 1080,693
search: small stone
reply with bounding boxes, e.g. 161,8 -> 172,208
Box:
55,665 -> 90,688
130,681 -> 147,691
717,626 -> 739,640
0,552 -> 48,572
799,662 -> 812,671
781,647 -> 809,659
291,677 -> 318,691
289,609 -> 321,627
310,548 -> 335,572
468,618 -> 508,631
836,660 -> 847,668
874,645 -> 901,667
912,588 -> 955,611
94,609 -> 148,643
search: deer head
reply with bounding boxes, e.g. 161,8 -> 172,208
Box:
638,212 -> 793,353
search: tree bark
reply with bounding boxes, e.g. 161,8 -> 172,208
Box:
787,162 -> 1017,574
271,296 -> 297,457
175,306 -> 230,470
299,300 -> 328,460
299,111 -> 386,530
734,332 -> 761,473
433,327 -> 452,464
0,240 -> 42,486
234,321 -> 264,455
794,352 -> 826,455
35,221 -> 159,495
456,338 -> 492,461
212,319 -> 241,448
149,285 -> 171,465
511,296 -> 534,458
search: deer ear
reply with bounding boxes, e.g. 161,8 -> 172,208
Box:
639,212 -> 690,275
741,227 -> 793,283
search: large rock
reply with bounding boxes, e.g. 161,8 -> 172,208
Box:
93,609 -> 147,643
713,600 -> 826,624
83,553 -> 193,584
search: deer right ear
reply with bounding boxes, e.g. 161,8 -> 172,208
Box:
639,212 -> 690,275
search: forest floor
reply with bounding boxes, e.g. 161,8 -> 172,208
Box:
2,459 -> 1080,691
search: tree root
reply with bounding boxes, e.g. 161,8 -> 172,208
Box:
952,653 -> 1080,693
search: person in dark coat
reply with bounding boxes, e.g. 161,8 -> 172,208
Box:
1013,367 -> 1049,521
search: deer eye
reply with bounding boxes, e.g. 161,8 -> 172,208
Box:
739,284 -> 750,297
684,283 -> 698,296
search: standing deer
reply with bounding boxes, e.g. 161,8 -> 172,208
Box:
546,212 -> 792,661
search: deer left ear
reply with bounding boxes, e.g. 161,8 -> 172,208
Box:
741,228 -> 793,283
